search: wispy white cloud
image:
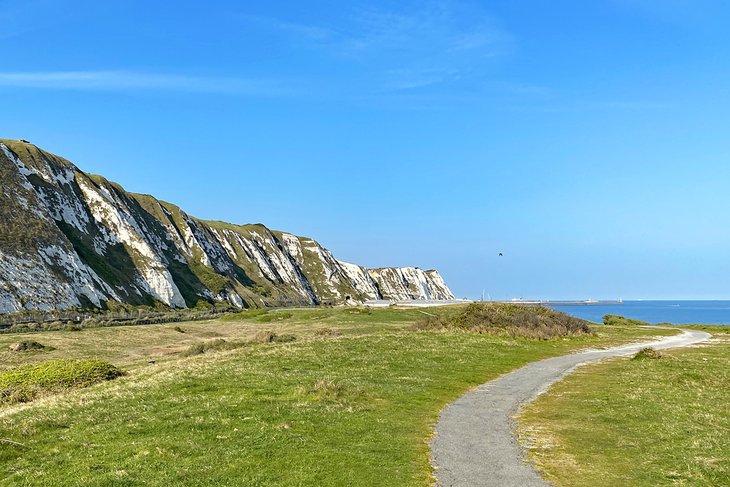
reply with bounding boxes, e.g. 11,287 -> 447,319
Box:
241,1 -> 512,93
342,3 -> 509,55
0,70 -> 294,96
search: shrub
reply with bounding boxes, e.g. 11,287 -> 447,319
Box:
182,343 -> 206,357
412,303 -> 593,339
7,323 -> 38,333
252,331 -> 296,344
0,359 -> 123,405
1,306 -> 238,334
253,330 -> 276,343
8,341 -> 48,352
272,334 -> 296,343
181,339 -> 241,357
603,315 -> 650,327
633,347 -> 664,360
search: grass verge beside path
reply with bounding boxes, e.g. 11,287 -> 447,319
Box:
0,322 -> 672,486
518,327 -> 730,487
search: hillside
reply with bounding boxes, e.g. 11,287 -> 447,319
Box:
0,139 -> 455,313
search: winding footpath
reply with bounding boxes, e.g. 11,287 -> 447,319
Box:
430,329 -> 711,487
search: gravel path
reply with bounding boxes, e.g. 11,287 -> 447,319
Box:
430,329 -> 711,487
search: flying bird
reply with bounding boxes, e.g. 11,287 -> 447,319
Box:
498,252 -> 503,257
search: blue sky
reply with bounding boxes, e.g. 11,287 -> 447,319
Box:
2,0 -> 730,300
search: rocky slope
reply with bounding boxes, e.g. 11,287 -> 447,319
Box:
0,139 -> 455,313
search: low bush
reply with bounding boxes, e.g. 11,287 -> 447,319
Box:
253,330 -> 276,343
183,332 -> 297,357
633,347 -> 664,360
252,330 -> 297,344
412,303 -> 593,339
603,315 -> 650,326
1,307 -> 238,334
0,359 -> 123,405
181,339 -> 242,357
272,334 -> 296,343
8,341 -> 48,352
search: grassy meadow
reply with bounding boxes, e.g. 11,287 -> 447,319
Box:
0,305 -> 676,486
518,325 -> 730,487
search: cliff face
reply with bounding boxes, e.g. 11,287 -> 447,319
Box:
369,267 -> 455,301
0,140 -> 455,313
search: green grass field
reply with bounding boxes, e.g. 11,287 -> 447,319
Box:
0,306 -> 675,486
518,326 -> 730,487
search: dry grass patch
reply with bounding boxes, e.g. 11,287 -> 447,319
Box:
297,378 -> 352,400
314,327 -> 341,338
180,339 -> 243,357
0,306 -> 450,372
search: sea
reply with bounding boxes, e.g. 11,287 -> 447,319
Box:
548,300 -> 730,325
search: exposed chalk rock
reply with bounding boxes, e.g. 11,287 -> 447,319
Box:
0,139 -> 455,313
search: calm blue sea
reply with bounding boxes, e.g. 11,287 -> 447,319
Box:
549,301 -> 730,325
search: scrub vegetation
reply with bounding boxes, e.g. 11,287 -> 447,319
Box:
602,314 -> 651,326
0,359 -> 122,406
413,302 -> 593,339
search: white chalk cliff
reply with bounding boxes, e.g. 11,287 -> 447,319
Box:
0,140 -> 455,313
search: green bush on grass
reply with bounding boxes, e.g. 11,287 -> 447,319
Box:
0,359 -> 123,405
412,302 -> 593,339
633,347 -> 664,360
603,315 -> 650,326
